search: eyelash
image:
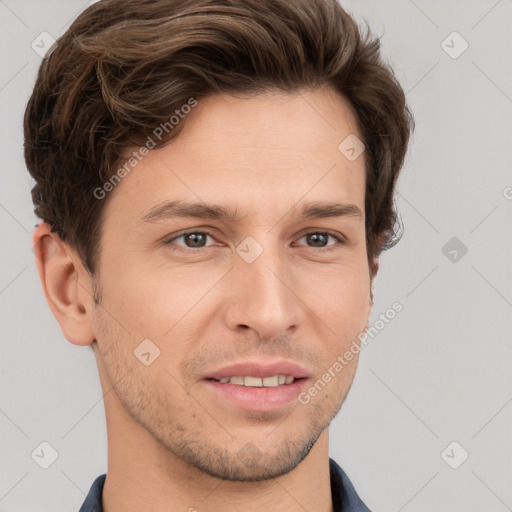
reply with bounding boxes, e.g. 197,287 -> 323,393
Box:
163,230 -> 347,253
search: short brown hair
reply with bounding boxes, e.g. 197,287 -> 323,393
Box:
24,0 -> 413,279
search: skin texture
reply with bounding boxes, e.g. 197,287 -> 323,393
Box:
33,88 -> 378,512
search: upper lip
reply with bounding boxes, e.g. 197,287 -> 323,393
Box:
204,360 -> 310,380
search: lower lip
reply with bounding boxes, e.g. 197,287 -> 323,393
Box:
203,379 -> 308,412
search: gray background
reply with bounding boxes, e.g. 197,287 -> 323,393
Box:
1,1 -> 511,510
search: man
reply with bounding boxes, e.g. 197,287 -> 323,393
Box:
24,0 -> 412,510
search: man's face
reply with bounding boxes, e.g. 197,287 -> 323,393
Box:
89,88 -> 372,481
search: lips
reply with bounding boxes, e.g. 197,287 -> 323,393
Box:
202,360 -> 311,411
204,360 -> 310,381
203,377 -> 309,411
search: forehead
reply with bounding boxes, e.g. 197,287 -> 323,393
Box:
102,88 -> 366,225
171,88 -> 363,164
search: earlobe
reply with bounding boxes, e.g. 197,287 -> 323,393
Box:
33,222 -> 95,346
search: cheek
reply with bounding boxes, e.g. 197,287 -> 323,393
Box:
303,262 -> 370,329
99,257 -> 212,337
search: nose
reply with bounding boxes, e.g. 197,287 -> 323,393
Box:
222,243 -> 302,340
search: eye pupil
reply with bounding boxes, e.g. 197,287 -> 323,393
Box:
186,233 -> 207,247
308,233 -> 328,247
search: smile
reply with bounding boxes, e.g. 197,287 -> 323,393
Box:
212,375 -> 296,387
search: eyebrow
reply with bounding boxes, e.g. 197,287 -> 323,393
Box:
139,199 -> 364,224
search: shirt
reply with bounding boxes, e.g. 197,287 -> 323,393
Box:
79,457 -> 371,511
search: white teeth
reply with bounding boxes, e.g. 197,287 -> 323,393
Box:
244,376 -> 262,387
215,375 -> 296,387
262,375 -> 279,387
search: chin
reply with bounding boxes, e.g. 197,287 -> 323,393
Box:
178,430 -> 322,482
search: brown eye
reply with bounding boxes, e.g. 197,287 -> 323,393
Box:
165,231 -> 214,249
305,233 -> 329,247
295,231 -> 345,250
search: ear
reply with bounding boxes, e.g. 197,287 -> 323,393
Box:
33,222 -> 96,346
